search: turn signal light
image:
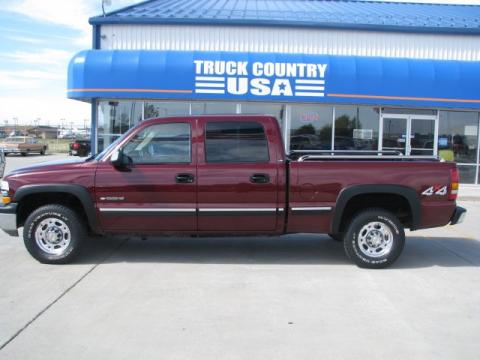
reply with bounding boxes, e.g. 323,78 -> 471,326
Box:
1,196 -> 11,205
449,167 -> 459,201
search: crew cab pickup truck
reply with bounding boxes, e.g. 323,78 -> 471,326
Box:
0,115 -> 466,268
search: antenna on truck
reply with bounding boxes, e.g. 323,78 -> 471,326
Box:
102,0 -> 112,17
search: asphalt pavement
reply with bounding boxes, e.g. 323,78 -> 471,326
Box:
0,154 -> 479,360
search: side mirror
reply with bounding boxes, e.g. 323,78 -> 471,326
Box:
110,148 -> 131,169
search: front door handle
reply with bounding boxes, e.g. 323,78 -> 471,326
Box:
175,173 -> 195,183
250,173 -> 270,184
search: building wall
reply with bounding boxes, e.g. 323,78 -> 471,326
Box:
93,24 -> 480,184
100,24 -> 480,61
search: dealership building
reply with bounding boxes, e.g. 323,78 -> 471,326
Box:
68,0 -> 480,184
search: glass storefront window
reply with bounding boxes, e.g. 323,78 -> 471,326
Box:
290,104 -> 333,151
240,102 -> 285,129
439,111 -> 479,184
439,111 -> 479,164
97,100 -> 143,151
144,102 -> 190,118
457,165 -> 477,184
191,102 -> 237,115
95,101 -> 479,184
334,106 -> 379,150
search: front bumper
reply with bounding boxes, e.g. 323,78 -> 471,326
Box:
0,203 -> 18,236
450,206 -> 467,225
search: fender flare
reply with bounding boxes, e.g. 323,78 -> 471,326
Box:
331,184 -> 421,233
13,184 -> 100,233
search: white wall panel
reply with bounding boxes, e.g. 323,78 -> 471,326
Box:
100,24 -> 480,61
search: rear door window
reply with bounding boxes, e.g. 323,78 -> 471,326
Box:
205,121 -> 269,163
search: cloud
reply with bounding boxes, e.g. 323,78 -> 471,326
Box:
1,1 -> 138,125
8,0 -> 95,32
1,49 -> 72,66
3,34 -> 44,44
8,0 -> 138,32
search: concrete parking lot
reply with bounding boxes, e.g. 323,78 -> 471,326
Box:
0,154 -> 479,359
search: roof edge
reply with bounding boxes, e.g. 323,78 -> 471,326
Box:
88,17 -> 480,35
89,0 -> 157,24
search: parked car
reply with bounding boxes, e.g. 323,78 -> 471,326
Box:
69,139 -> 91,157
0,116 -> 466,268
0,136 -> 47,156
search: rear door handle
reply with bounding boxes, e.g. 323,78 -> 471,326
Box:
250,173 -> 270,184
175,173 -> 195,183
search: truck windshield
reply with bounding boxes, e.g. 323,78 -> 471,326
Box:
5,137 -> 25,143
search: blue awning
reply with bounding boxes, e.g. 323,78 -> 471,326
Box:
68,50 -> 480,109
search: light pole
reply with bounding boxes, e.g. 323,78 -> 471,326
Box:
13,117 -> 18,135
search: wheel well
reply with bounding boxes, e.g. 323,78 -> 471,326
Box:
17,192 -> 90,230
337,193 -> 413,233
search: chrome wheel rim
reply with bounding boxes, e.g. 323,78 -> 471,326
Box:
358,221 -> 394,258
35,217 -> 71,255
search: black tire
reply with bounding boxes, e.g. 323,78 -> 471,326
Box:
328,233 -> 344,242
343,208 -> 405,269
40,148 -> 45,155
21,152 -> 27,156
23,205 -> 85,264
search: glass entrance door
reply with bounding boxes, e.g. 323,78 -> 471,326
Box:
381,114 -> 438,156
410,117 -> 437,156
381,116 -> 408,155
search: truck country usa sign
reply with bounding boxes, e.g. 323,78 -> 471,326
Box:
193,60 -> 328,98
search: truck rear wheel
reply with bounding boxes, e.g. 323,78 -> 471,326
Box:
343,208 -> 404,269
23,205 -> 85,264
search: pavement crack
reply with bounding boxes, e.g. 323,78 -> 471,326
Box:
0,237 -> 128,351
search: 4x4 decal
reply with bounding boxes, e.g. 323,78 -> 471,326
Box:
422,185 -> 447,196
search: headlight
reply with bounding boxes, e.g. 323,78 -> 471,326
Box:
0,180 -> 10,204
1,180 -> 8,192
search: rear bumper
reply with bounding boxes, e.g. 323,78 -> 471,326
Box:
450,206 -> 467,225
0,203 -> 18,236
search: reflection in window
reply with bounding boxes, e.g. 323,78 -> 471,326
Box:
457,165 -> 477,184
410,119 -> 435,156
191,102 -> 237,115
123,123 -> 191,164
290,105 -> 333,151
144,102 -> 190,119
439,111 -> 479,164
205,122 -> 269,163
240,103 -> 285,129
334,106 -> 379,150
98,101 -> 143,152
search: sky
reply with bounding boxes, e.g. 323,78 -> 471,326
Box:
0,0 -> 479,127
0,0 -> 133,127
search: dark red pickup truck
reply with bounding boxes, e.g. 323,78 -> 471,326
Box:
0,115 -> 466,268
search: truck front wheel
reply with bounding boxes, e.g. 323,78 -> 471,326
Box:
343,209 -> 405,269
23,205 -> 85,264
